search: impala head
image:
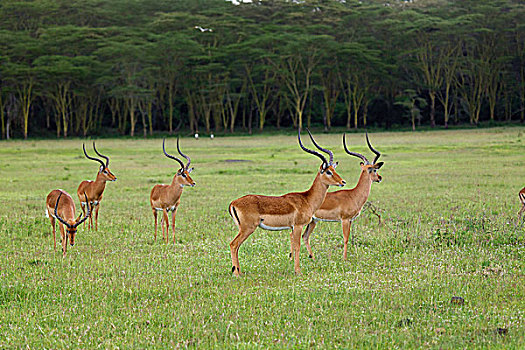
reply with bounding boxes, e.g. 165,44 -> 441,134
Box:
83,142 -> 117,182
163,137 -> 196,187
54,192 -> 91,246
343,132 -> 384,183
298,128 -> 346,187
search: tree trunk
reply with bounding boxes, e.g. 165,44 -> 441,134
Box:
429,92 -> 436,127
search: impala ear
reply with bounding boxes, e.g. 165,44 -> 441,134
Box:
320,163 -> 327,173
99,165 -> 104,173
360,162 -> 365,166
188,167 -> 194,174
333,161 -> 338,169
374,162 -> 384,169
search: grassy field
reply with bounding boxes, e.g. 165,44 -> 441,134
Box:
1,127 -> 525,348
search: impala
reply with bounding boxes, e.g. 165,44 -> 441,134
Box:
518,187 -> 525,222
77,142 -> 117,230
150,137 -> 195,243
45,189 -> 91,256
301,132 -> 384,260
228,129 -> 346,276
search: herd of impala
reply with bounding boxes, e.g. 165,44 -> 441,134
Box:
45,131 -> 525,275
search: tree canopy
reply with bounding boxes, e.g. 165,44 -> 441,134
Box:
0,0 -> 524,138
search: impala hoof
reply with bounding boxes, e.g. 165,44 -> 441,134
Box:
309,254 -> 313,259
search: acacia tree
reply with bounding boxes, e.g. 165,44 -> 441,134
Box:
155,33 -> 200,134
275,32 -> 328,130
317,35 -> 340,131
337,42 -> 382,129
96,30 -> 152,136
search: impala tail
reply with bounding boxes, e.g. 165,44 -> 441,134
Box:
228,203 -> 241,228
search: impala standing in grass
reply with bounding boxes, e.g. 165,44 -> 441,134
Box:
46,189 -> 90,256
228,129 -> 346,276
301,132 -> 384,260
77,142 -> 117,231
150,137 -> 196,243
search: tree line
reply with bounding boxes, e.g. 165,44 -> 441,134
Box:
0,0 -> 524,139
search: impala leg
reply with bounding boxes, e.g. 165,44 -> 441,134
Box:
152,209 -> 158,241
59,224 -> 68,257
172,206 -> 179,244
49,214 -> 57,251
230,226 -> 256,277
88,203 -> 94,230
342,220 -> 352,260
79,202 -> 87,229
289,231 -> 294,261
291,225 -> 303,275
94,203 -> 100,231
518,205 -> 525,224
160,212 -> 165,241
163,209 -> 169,244
302,221 -> 317,259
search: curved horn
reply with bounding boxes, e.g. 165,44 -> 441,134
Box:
343,133 -> 369,164
365,131 -> 381,164
74,192 -> 91,228
54,192 -> 73,228
298,128 -> 328,166
306,128 -> 333,165
163,138 -> 185,170
92,142 -> 110,168
83,143 -> 105,169
176,136 -> 191,170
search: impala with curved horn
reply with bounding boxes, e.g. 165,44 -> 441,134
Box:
45,189 -> 91,256
518,187 -> 525,222
150,137 -> 196,243
77,142 -> 117,231
301,132 -> 384,260
228,129 -> 346,276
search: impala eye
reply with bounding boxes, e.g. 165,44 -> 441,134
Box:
326,170 -> 333,176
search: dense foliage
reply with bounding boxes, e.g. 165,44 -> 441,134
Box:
0,0 -> 524,138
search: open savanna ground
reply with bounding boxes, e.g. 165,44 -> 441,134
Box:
1,127 -> 525,348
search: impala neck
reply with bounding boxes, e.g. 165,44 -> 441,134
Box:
92,172 -> 108,196
305,172 -> 330,211
353,169 -> 373,208
171,173 -> 186,190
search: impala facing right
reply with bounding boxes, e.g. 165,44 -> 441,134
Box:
301,132 -> 384,260
150,138 -> 196,243
228,129 -> 346,276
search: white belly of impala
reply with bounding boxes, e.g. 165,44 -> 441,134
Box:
259,222 -> 293,231
312,216 -> 339,223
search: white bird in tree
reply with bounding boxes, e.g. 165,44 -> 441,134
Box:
194,26 -> 213,32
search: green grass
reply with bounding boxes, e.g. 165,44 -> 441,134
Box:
1,127 -> 525,348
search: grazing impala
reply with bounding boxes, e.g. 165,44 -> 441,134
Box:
46,189 -> 90,256
150,137 -> 196,243
518,187 -> 525,222
301,132 -> 384,260
228,129 -> 346,276
77,142 -> 117,230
